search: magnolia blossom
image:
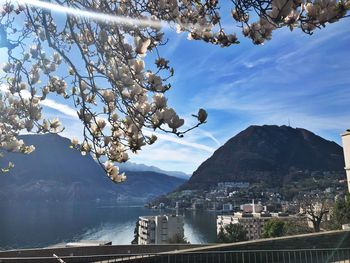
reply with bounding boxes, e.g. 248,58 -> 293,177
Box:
197,108 -> 208,123
49,117 -> 58,128
153,94 -> 167,109
0,0 -> 347,180
135,37 -> 151,55
104,161 -> 127,183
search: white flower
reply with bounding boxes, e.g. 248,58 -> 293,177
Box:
81,141 -> 91,154
163,108 -> 176,122
96,118 -> 106,130
135,37 -> 151,55
101,90 -> 115,103
197,108 -> 207,123
30,70 -> 40,85
168,115 -> 184,129
149,134 -> 157,144
71,138 -> 79,147
42,86 -> 49,95
4,139 -> 24,152
49,118 -> 61,131
2,63 -> 12,73
19,83 -> 27,90
153,94 -> 167,108
68,67 -> 74,75
53,53 -> 61,64
49,63 -> 57,72
80,80 -> 88,91
24,119 -> 34,132
132,60 -> 145,74
120,152 -> 129,162
304,3 -> 320,19
104,160 -> 114,171
284,10 -> 300,26
147,73 -> 163,91
23,145 -> 35,154
30,45 -> 39,58
104,161 -> 126,183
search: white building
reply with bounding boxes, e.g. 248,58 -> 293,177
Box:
138,215 -> 184,245
341,130 -> 350,193
217,212 -> 299,240
240,200 -> 266,213
240,203 -> 266,213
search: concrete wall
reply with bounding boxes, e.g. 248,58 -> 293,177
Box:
342,131 -> 350,193
0,244 -> 206,263
1,230 -> 349,262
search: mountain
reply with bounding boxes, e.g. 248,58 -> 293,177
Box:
182,125 -> 345,190
0,134 -> 185,202
117,162 -> 190,180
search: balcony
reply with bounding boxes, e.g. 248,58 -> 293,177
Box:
108,249 -> 350,262
0,230 -> 349,262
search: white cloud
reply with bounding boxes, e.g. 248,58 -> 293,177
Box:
143,130 -> 215,153
131,140 -> 212,173
197,128 -> 221,147
41,99 -> 78,119
0,84 -> 78,119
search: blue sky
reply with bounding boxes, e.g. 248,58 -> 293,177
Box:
72,19 -> 350,174
2,13 -> 350,175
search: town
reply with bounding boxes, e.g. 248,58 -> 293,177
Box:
133,131 -> 350,245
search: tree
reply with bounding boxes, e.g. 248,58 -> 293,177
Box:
262,219 -> 286,238
262,218 -> 313,238
300,197 -> 331,232
331,194 -> 350,229
283,220 -> 313,236
217,223 -> 248,243
131,220 -> 139,244
167,233 -> 190,244
0,0 -> 349,180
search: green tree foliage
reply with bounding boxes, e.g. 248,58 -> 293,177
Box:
262,219 -> 313,238
284,221 -> 313,236
262,219 -> 286,238
131,221 -> 139,244
167,234 -> 190,244
217,223 -> 248,243
331,194 -> 350,229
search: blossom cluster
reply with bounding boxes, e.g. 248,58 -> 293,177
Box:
0,0 -> 207,181
234,0 -> 350,45
0,0 -> 347,180
147,0 -> 349,46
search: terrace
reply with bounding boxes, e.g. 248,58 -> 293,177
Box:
0,230 -> 349,263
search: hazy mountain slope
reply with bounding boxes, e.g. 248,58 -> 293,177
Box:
0,134 -> 185,202
182,125 -> 345,190
117,162 -> 190,180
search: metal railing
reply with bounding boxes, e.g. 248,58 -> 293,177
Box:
101,248 -> 350,263
0,248 -> 349,262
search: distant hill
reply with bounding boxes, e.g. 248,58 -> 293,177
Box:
0,134 -> 185,202
182,125 -> 345,190
118,162 -> 190,180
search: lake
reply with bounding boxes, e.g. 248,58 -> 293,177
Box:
0,202 -> 218,250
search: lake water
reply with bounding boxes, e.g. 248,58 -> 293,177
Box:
0,202 -> 218,250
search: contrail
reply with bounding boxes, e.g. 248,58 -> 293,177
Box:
15,0 -> 164,29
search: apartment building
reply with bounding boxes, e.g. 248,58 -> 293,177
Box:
217,212 -> 298,240
341,130 -> 350,193
138,215 -> 184,245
